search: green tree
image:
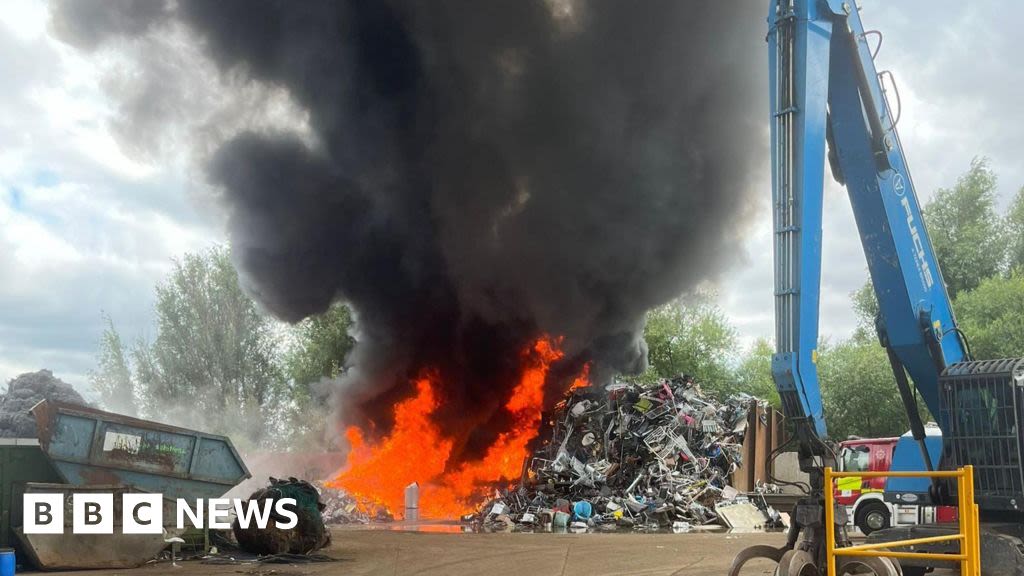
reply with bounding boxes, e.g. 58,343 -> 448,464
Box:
132,248 -> 285,448
850,281 -> 880,342
286,302 -> 355,387
923,158 -> 1006,298
954,270 -> 1024,360
635,297 -> 738,397
1007,187 -> 1024,271
282,302 -> 356,447
818,339 -> 909,440
89,314 -> 138,416
732,338 -> 780,407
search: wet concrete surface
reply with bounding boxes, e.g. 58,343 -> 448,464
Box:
24,527 -> 959,576
23,529 -> 781,576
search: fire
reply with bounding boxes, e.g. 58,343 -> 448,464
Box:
331,377 -> 453,516
568,362 -> 591,391
329,337 -> 585,518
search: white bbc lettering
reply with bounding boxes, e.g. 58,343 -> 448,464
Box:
207,498 -> 233,529
72,493 -> 113,534
177,499 -> 204,529
275,498 -> 298,529
22,493 -> 303,533
234,498 -> 274,529
123,493 -> 164,534
23,493 -> 63,534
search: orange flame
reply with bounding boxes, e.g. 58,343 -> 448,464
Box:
568,362 -> 591,391
329,337 -> 585,518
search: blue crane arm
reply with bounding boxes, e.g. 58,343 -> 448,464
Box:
768,0 -> 967,443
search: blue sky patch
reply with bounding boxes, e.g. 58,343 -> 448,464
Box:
7,186 -> 22,210
33,169 -> 59,188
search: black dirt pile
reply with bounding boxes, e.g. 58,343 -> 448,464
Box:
0,370 -> 88,438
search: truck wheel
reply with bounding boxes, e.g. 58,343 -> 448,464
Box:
855,501 -> 891,535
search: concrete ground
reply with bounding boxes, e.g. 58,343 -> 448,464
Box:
27,529 -> 785,576
26,528 -> 958,576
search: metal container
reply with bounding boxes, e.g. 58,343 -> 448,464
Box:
0,401 -> 251,569
0,439 -> 62,549
404,481 -> 420,520
16,483 -> 172,570
31,400 -> 250,500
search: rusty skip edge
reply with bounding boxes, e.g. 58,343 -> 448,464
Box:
30,399 -> 252,485
31,400 -> 241,445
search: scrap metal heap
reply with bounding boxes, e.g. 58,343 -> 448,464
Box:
315,481 -> 395,525
468,376 -> 780,532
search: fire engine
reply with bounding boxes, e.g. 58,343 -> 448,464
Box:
835,425 -> 957,535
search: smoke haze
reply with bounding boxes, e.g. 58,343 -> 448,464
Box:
51,0 -> 765,460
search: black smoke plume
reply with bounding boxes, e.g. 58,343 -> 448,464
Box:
51,0 -> 765,460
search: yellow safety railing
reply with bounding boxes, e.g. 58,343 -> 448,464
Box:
824,465 -> 981,576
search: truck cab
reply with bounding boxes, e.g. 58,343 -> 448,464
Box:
836,424 -> 957,535
836,436 -> 898,534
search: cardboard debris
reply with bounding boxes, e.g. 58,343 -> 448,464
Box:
715,500 -> 770,530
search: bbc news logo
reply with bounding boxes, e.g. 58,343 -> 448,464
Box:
24,494 -> 299,534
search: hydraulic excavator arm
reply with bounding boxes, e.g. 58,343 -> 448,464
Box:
732,1 -> 970,574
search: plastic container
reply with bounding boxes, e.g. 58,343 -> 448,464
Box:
0,548 -> 15,576
572,500 -> 593,519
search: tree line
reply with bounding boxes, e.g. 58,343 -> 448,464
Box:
91,249 -> 356,450
92,159 -> 1024,448
637,158 -> 1024,440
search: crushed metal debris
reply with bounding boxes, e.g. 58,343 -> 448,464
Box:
464,375 -> 785,533
316,481 -> 395,524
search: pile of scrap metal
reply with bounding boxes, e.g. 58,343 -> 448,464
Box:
233,477 -> 331,555
466,375 -> 783,533
314,482 -> 394,524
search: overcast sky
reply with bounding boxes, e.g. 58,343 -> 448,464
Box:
1,1 -> 1020,393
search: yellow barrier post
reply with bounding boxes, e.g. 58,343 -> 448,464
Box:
967,465 -> 980,576
823,467 -> 980,575
957,467 -> 969,575
825,466 -> 836,576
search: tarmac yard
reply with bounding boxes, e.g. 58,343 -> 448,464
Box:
30,529 -> 787,576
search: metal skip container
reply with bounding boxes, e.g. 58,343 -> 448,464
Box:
30,400 -> 249,500
7,400 -> 251,570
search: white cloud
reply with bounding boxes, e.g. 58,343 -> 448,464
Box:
0,0 -> 48,42
0,1 -> 222,390
720,1 -> 1023,347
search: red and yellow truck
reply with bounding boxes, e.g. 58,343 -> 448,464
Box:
835,425 -> 958,535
